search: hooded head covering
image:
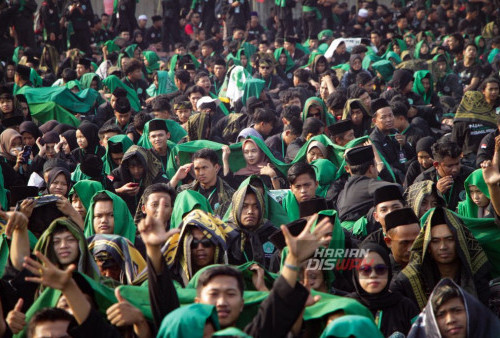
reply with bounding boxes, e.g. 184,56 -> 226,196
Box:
408,278 -> 500,338
415,136 -> 434,156
143,51 -> 160,74
83,190 -> 136,243
235,138 -> 270,176
88,234 -> 147,285
341,99 -> 371,138
242,78 -> 266,106
80,73 -> 102,90
274,47 -> 295,73
187,112 -> 211,142
102,75 -> 141,112
372,60 -> 395,83
405,180 -> 445,218
302,96 -> 334,126
69,180 -> 104,212
61,129 -> 78,152
311,159 -> 337,197
157,303 -> 220,338
231,185 -> 266,231
320,315 -> 383,338
19,121 -> 41,139
400,207 -> 490,309
170,190 -> 215,229
39,120 -> 59,134
454,91 -> 497,127
307,141 -> 328,161
349,54 -> 362,74
413,70 -> 433,104
47,167 -> 71,197
391,69 -> 414,91
77,121 -> 100,153
457,169 -> 491,219
103,134 -> 134,175
147,70 -> 176,97
0,128 -> 22,162
118,145 -> 163,188
414,40 -> 431,60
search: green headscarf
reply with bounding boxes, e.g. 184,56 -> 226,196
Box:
241,78 -> 265,107
302,97 -> 335,126
143,50 -> 160,74
69,180 -> 104,212
488,48 -> 500,64
80,73 -> 102,90
102,134 -> 134,174
475,36 -> 486,57
104,40 -> 120,53
457,169 -> 491,219
362,54 -> 381,70
65,80 -> 82,92
17,86 -> 98,114
137,118 -> 187,147
157,303 -> 220,337
311,159 -> 337,197
146,70 -> 176,97
292,134 -> 344,168
384,51 -> 401,65
12,46 -> 24,64
83,190 -> 136,243
320,315 -> 383,338
414,40 -> 430,59
412,70 -> 433,104
235,49 -> 253,74
213,328 -> 251,337
170,190 -> 214,229
124,44 -> 139,58
372,60 -> 395,83
274,47 -> 295,73
102,75 -> 141,112
223,175 -> 290,227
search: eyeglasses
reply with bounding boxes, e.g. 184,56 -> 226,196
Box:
260,66 -> 270,70
190,238 -> 213,249
358,264 -> 388,277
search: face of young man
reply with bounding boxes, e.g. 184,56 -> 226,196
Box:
142,192 -> 173,224
193,158 -> 219,187
52,230 -> 79,267
93,200 -> 115,235
290,173 -> 318,203
435,296 -> 467,338
191,228 -> 216,269
149,130 -> 169,152
429,224 -> 457,265
385,223 -> 421,266
373,200 -> 404,231
239,193 -> 260,229
373,107 -> 395,133
196,275 -> 244,328
32,320 -> 71,338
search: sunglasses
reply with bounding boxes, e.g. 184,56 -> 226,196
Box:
358,264 -> 388,277
190,238 -> 213,249
260,66 -> 270,70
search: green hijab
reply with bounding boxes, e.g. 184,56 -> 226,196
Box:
12,46 -> 24,64
213,328 -> 251,337
157,303 -> 220,337
362,54 -> 381,70
311,159 -> 337,197
102,134 -> 134,174
146,70 -> 176,97
69,180 -> 104,212
302,97 -> 335,126
372,60 -> 395,83
83,190 -> 136,243
102,75 -> 141,112
80,73 -> 102,90
414,40 -> 429,59
143,50 -> 160,74
65,80 -> 82,92
223,175 -> 290,227
320,315 -> 383,338
124,44 -> 139,58
241,78 -> 265,106
137,118 -> 187,147
170,190 -> 214,229
458,169 -> 491,219
384,51 -> 401,65
412,70 -> 433,104
274,47 -> 295,73
235,49 -> 253,74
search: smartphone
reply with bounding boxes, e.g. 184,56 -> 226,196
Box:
22,145 -> 32,163
129,183 -> 139,187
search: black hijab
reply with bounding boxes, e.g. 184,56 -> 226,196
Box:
47,167 -> 71,197
77,121 -> 100,153
349,243 -> 401,311
61,129 -> 78,152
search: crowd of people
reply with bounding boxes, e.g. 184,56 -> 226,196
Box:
0,0 -> 500,337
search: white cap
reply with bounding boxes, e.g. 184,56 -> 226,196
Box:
358,8 -> 369,18
138,15 -> 147,21
196,96 -> 220,110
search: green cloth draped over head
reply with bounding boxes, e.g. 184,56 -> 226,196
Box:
386,39 -> 407,54
12,46 -> 24,64
137,118 -> 186,147
143,51 -> 160,74
170,190 -> 214,229
102,134 -> 134,174
402,207 -> 489,309
213,328 -> 251,337
124,44 -> 139,58
384,51 -> 401,65
158,303 -> 220,337
16,86 -> 98,114
235,48 -> 253,74
488,48 -> 500,64
475,36 -> 486,56
302,97 -> 335,126
102,75 -> 141,112
282,189 -> 301,222
242,78 -> 265,106
80,73 -> 102,90
318,29 -> 333,41
146,70 -> 176,97
223,175 -> 290,227
414,40 -> 430,59
454,91 -> 497,127
28,102 -> 80,127
35,218 -> 100,281
372,60 -> 395,83
311,159 -> 337,197
237,136 -> 290,177
69,180 -> 104,212
65,80 -> 82,92
458,169 -> 490,219
83,190 -> 136,243
168,53 -> 200,74
362,54 -> 381,70
292,134 -> 344,168
104,40 -> 120,53
412,70 -> 433,104
320,315 -> 383,338
274,47 -> 295,73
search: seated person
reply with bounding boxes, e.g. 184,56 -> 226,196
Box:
71,122 -> 105,166
282,162 -> 320,221
405,180 -> 445,218
328,119 -> 355,147
102,135 -> 133,175
69,180 -> 105,224
306,141 -> 328,164
404,136 -> 435,189
458,169 -> 492,218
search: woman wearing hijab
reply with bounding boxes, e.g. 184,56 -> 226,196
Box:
320,315 -> 383,338
71,122 -> 105,165
408,278 -> 500,338
341,54 -> 371,88
274,47 -> 297,86
102,134 -> 134,175
0,128 -> 29,183
69,180 -> 104,221
302,96 -> 335,128
404,136 -> 435,188
19,121 -> 41,156
347,243 -> 419,336
458,169 -> 493,219
228,138 -> 286,190
45,167 -> 71,197
306,141 -> 328,164
414,40 -> 432,60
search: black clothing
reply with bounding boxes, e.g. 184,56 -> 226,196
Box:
454,61 -> 482,88
265,133 -> 287,162
112,0 -> 137,36
370,127 -> 415,177
145,25 -> 162,45
122,76 -> 149,106
94,101 -> 114,127
64,0 -> 94,55
362,228 -> 390,254
476,129 -> 499,167
222,0 -> 250,36
452,119 -> 496,159
404,160 -> 428,189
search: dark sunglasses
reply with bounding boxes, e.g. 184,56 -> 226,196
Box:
190,238 -> 213,249
358,264 -> 388,277
260,66 -> 270,70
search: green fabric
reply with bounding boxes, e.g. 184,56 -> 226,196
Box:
12,47 -> 23,64
320,315 -> 383,338
413,70 -> 433,105
304,289 -> 373,321
137,118 -> 187,147
124,44 -> 139,58
311,159 -> 337,197
457,169 -> 490,219
71,164 -> 91,182
349,216 -> 368,236
16,86 -> 98,114
170,190 -> 214,228
102,135 -> 134,174
386,39 -> 407,54
282,189 -> 300,222
157,303 -> 220,338
102,75 -> 141,112
167,137 -> 290,179
30,68 -> 43,88
372,60 -> 395,83
242,78 -> 265,106
384,51 -> 401,64
84,190 -> 136,243
143,51 -> 160,74
318,29 -> 333,40
146,70 -> 176,97
414,40 -> 429,59
292,135 -> 344,169
274,47 -> 295,73
65,80 -> 82,91
28,102 -> 80,127
223,175 -> 290,227
80,73 -> 102,90
235,48 -> 253,74
302,97 -> 335,126
69,180 -> 105,212
213,328 -> 251,337
488,48 -> 500,64
104,40 -> 120,53
362,54 -> 381,70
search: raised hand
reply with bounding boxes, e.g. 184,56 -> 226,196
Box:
106,288 -> 146,327
249,264 -> 269,292
24,251 -> 75,291
1,210 -> 29,239
6,299 -> 25,334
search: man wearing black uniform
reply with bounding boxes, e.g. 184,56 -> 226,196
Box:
122,59 -> 149,106
146,15 -> 163,48
284,36 -> 305,64
13,0 -> 37,49
162,0 -> 182,52
64,0 -> 94,55
112,0 -> 137,37
40,0 -> 62,51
